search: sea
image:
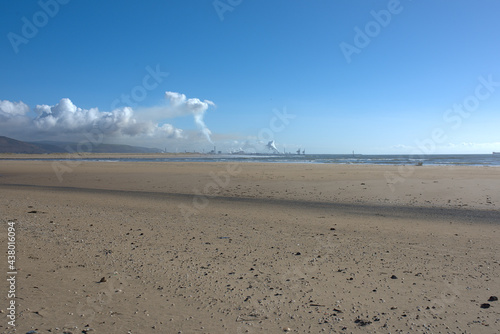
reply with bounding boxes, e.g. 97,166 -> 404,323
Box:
4,154 -> 500,166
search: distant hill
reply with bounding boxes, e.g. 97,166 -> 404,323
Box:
0,136 -> 49,154
0,136 -> 162,154
30,140 -> 163,154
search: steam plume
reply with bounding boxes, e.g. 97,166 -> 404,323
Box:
164,91 -> 215,143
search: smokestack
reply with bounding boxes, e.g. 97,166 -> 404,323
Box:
266,140 -> 279,154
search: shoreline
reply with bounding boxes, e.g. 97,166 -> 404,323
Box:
1,152 -> 499,169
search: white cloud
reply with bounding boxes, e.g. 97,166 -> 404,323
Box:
0,91 -> 215,148
0,100 -> 29,119
0,98 -> 184,143
32,98 -> 176,138
158,123 -> 183,139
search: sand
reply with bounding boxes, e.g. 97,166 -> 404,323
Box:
0,158 -> 499,333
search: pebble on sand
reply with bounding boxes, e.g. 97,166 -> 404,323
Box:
480,303 -> 491,309
487,296 -> 498,302
354,318 -> 372,326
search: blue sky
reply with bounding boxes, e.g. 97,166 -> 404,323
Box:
1,0 -> 499,154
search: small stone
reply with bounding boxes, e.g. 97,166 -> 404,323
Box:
294,252 -> 301,256
354,318 -> 372,326
99,277 -> 107,283
480,303 -> 491,309
330,228 -> 336,231
390,275 -> 398,279
283,328 -> 291,332
488,296 -> 498,302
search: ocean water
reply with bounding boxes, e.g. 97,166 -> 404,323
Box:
4,154 -> 500,166
202,154 -> 500,166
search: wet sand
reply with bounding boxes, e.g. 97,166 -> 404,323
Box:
0,159 -> 499,333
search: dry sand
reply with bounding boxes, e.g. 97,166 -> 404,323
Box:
0,158 -> 499,333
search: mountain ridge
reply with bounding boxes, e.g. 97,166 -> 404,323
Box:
0,136 -> 162,154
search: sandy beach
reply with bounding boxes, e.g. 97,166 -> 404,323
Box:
1,158 -> 499,333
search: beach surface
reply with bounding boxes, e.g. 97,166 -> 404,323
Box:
1,158 -> 499,333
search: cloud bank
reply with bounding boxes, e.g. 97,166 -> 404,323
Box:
0,91 -> 215,147
32,98 -> 181,138
0,100 -> 30,119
